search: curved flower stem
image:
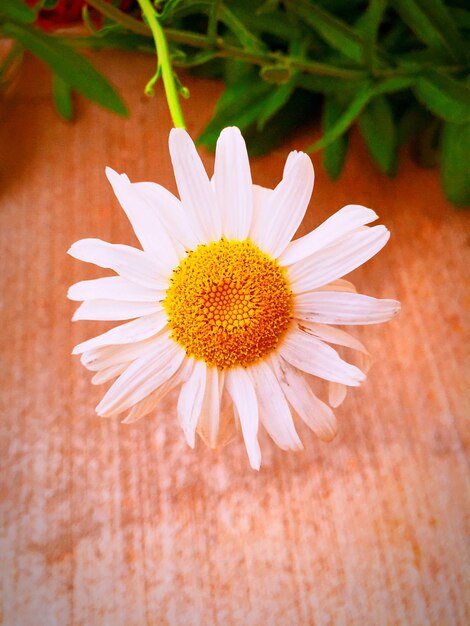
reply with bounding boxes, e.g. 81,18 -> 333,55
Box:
136,0 -> 185,129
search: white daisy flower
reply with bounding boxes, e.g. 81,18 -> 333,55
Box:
68,127 -> 400,470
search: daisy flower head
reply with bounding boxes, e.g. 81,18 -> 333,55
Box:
68,127 -> 400,470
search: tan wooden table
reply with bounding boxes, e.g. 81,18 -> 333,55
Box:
1,52 -> 469,626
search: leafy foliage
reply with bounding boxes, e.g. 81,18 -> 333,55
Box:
0,0 -> 469,205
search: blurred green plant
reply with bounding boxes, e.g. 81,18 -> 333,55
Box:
0,0 -> 469,205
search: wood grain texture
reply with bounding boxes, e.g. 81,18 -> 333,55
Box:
0,52 -> 469,626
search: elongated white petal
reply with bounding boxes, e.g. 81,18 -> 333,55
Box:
122,358 -> 193,424
249,184 -> 272,240
295,320 -> 368,354
329,382 -> 347,408
248,360 -> 303,451
196,367 -> 222,448
68,238 -> 166,290
106,168 -> 180,274
217,394 -> 237,447
271,356 -> 337,441
280,204 -> 378,266
91,363 -> 128,385
96,333 -> 185,417
294,291 -> 400,325
81,337 -> 158,372
214,127 -> 253,239
72,310 -> 168,354
68,276 -> 162,302
121,385 -> 169,424
72,299 -> 161,322
226,368 -> 261,470
288,225 -> 390,293
131,181 -> 201,251
177,360 -> 207,447
251,151 -> 314,258
169,128 -> 221,243
279,328 -> 365,386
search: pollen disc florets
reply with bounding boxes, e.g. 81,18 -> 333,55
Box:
163,238 -> 293,369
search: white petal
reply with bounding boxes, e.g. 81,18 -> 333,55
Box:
196,366 -> 222,448
295,320 -> 368,354
250,151 -> 314,258
294,291 -> 400,325
122,358 -> 193,424
81,337 -> 158,372
329,382 -> 347,408
68,238 -> 166,290
121,388 -> 166,424
105,167 -> 180,274
226,368 -> 261,470
68,276 -> 162,302
131,181 -> 201,251
248,360 -> 303,451
213,127 -> 253,240
271,355 -> 337,441
91,363 -> 128,385
169,128 -> 221,243
72,310 -> 168,354
177,359 -> 207,447
280,204 -> 378,266
279,328 -> 365,386
96,332 -> 185,417
288,225 -> 390,293
72,299 -> 161,321
217,392 -> 237,447
249,184 -> 272,241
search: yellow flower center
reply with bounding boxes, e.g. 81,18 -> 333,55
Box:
163,238 -> 293,369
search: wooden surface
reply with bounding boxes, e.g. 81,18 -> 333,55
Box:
0,52 -> 469,626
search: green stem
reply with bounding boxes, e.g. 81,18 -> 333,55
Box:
207,0 -> 222,44
136,0 -> 185,128
86,0 -> 149,35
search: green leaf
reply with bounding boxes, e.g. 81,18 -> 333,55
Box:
355,0 -> 387,40
198,75 -> 272,149
450,8 -> 470,31
1,0 -> 36,24
322,96 -> 349,179
86,30 -> 154,54
355,0 -> 387,69
414,71 -> 470,123
244,90 -> 321,157
440,121 -> 470,206
3,22 -> 128,116
156,0 -> 186,21
373,75 -> 415,94
233,4 -> 302,41
257,81 -> 295,129
287,0 -> 364,62
52,74 -> 73,121
415,119 -> 440,168
391,0 -> 467,62
220,6 -> 266,52
296,73 -> 362,95
307,82 -> 374,152
359,95 -> 397,175
397,103 -> 432,146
